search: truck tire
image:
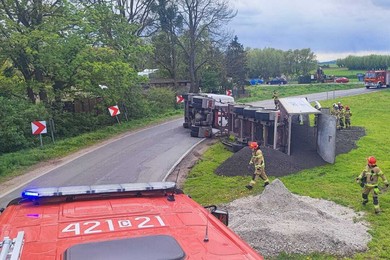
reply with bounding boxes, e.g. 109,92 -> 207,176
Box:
190,125 -> 199,137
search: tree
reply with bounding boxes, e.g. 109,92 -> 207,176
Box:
247,47 -> 317,79
151,0 -> 184,86
174,0 -> 236,93
0,0 -> 71,103
225,36 -> 247,90
338,55 -> 390,70
81,0 -> 159,37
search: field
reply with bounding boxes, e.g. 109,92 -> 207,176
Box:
322,67 -> 366,81
239,82 -> 363,103
183,89 -> 390,259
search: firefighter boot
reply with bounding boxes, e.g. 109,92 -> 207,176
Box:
373,197 -> 380,214
263,182 -> 269,187
362,194 -> 368,206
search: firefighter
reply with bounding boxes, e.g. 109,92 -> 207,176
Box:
272,90 -> 279,109
344,106 -> 352,128
245,141 -> 269,190
337,101 -> 343,110
356,156 -> 389,214
330,104 -> 340,129
338,105 -> 345,129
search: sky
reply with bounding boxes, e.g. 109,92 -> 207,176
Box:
228,0 -> 390,62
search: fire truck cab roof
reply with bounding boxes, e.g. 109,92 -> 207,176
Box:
0,182 -> 262,260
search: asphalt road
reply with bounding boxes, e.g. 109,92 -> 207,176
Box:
0,86 -> 381,208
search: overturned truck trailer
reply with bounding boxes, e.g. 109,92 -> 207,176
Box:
182,93 -> 234,138
183,95 -> 336,163
228,104 -> 280,147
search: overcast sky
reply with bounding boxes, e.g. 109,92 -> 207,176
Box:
228,0 -> 390,62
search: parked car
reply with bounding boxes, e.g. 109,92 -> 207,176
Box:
267,77 -> 287,85
249,78 -> 264,85
334,77 -> 349,83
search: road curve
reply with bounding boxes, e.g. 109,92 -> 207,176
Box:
0,87 -> 381,208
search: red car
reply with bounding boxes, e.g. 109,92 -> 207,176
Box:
334,77 -> 349,83
0,182 -> 263,259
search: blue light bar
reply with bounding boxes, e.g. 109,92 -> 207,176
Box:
22,182 -> 176,199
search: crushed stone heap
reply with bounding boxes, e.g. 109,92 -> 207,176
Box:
223,179 -> 372,257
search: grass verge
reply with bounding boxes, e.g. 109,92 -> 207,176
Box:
0,110 -> 182,183
184,89 -> 390,259
239,83 -> 363,103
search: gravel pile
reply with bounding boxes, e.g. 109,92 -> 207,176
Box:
171,125 -> 370,257
224,179 -> 371,257
212,126 -> 370,257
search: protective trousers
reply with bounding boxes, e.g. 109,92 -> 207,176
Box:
249,167 -> 269,186
362,186 -> 380,213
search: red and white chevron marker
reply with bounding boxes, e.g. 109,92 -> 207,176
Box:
108,105 -> 121,117
31,121 -> 47,135
176,95 -> 184,104
226,89 -> 232,96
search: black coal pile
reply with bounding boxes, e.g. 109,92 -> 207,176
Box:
215,126 -> 366,177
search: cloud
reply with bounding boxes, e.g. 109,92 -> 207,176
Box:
371,0 -> 390,9
227,0 -> 390,61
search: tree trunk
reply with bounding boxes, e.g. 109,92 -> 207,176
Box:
27,86 -> 36,103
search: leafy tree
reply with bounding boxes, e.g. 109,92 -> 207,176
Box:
225,36 -> 247,90
0,0 -> 71,103
247,47 -> 317,80
0,96 -> 48,154
173,0 -> 236,93
151,0 -> 184,86
337,55 -> 390,70
199,70 -> 219,93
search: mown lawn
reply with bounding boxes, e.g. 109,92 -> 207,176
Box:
239,83 -> 363,103
322,67 -> 366,79
184,89 -> 390,259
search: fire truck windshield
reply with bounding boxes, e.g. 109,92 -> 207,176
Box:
365,72 -> 376,78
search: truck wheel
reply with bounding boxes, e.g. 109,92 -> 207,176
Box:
366,86 -> 369,89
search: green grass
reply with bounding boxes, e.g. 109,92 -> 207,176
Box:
184,89 -> 390,259
318,67 -> 366,83
239,83 -> 363,103
0,110 -> 182,182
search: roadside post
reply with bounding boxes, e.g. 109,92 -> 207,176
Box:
49,118 -> 55,144
31,121 -> 47,147
108,105 -> 121,124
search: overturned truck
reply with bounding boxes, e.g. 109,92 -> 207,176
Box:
182,93 -> 234,138
183,94 -> 337,164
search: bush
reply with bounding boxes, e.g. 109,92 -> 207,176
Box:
144,87 -> 175,115
51,110 -> 112,138
0,96 -> 49,154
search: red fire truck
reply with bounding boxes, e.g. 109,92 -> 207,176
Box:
0,182 -> 263,259
364,70 -> 390,89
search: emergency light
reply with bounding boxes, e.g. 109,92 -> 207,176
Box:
22,182 -> 176,199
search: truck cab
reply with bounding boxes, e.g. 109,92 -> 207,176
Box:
0,182 -> 262,259
364,70 -> 390,89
